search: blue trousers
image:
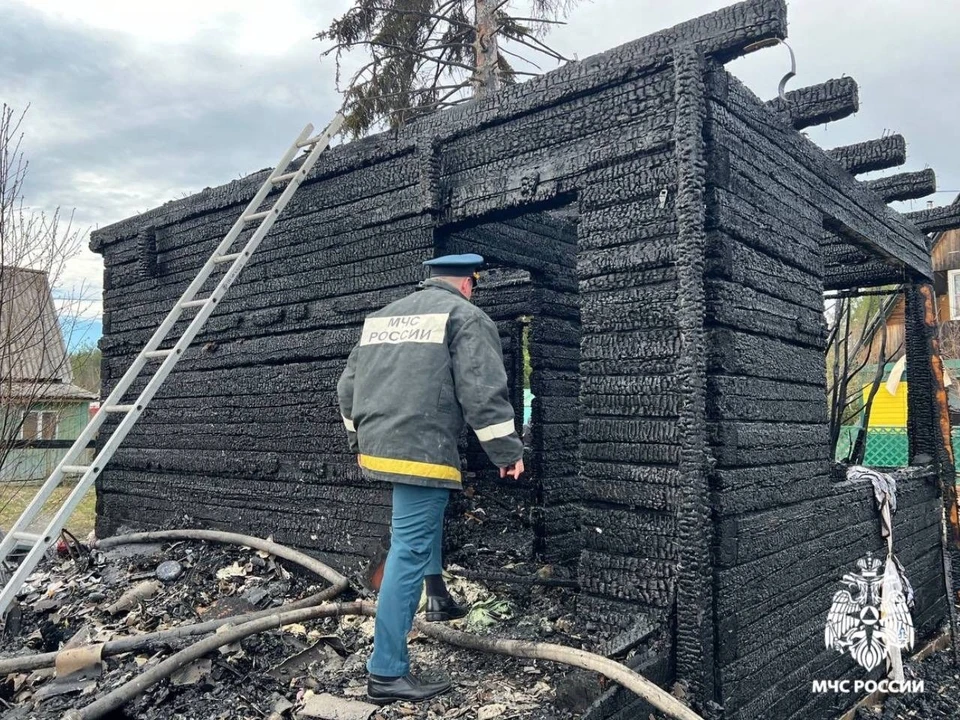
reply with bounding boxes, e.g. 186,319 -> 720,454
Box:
367,482 -> 449,677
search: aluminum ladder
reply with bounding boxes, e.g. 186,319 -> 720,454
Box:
0,114 -> 345,617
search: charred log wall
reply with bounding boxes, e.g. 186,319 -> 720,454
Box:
571,68 -> 681,633
92,138 -> 433,574
705,67 -> 948,720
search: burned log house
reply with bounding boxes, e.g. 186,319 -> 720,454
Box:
89,1 -> 960,718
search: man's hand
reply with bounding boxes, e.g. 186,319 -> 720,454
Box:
499,459 -> 525,479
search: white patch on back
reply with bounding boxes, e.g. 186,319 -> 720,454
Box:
360,313 -> 448,346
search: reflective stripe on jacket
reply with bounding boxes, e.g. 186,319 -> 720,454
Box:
336,279 -> 523,490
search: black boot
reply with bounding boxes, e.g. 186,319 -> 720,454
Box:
367,673 -> 452,704
424,593 -> 469,622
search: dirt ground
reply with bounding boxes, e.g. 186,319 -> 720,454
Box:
3,531 -> 960,720
0,482 -> 96,538
0,534 -> 588,720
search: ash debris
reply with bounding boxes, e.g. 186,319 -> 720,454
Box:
1,534 -> 585,720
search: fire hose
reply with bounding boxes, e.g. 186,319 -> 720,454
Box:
1,529 -> 704,720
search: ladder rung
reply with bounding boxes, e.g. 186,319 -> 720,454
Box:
297,134 -> 327,148
180,298 -> 209,309
62,465 -> 91,475
12,532 -> 43,545
145,349 -> 174,359
270,171 -> 299,185
243,210 -> 273,223
213,253 -> 242,264
104,405 -> 137,413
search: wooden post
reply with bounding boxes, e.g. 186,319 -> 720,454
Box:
905,283 -> 960,544
904,282 -> 960,662
673,48 -> 718,717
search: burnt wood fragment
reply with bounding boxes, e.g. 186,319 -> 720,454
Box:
136,226 -> 158,279
827,134 -> 906,175
764,77 -> 859,130
863,168 -> 937,203
904,201 -> 960,234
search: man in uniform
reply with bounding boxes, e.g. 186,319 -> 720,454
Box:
337,254 -> 525,704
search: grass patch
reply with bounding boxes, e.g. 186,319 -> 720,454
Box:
0,482 -> 96,538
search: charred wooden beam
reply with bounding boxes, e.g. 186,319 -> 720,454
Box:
764,77 -> 859,130
863,169 -> 937,203
672,46 -> 717,714
827,135 -> 906,175
137,226 -> 158,279
904,283 -> 960,658
823,260 -> 909,291
904,202 -> 960,234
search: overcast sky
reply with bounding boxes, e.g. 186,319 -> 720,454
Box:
2,0 -> 958,346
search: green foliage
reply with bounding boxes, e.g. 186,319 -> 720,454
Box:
70,345 -> 101,396
316,0 -> 578,138
465,596 -> 515,629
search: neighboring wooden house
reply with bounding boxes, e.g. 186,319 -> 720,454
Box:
0,267 -> 96,482
860,195 -> 960,438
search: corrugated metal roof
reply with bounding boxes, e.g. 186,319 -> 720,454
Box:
0,266 -> 73,383
1,380 -> 96,402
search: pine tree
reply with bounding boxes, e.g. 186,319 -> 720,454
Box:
317,0 -> 577,138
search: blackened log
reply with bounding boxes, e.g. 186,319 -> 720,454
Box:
578,199 -> 677,251
137,226 -> 158,279
729,544 -> 944,719
709,421 -> 830,467
717,501 -> 939,662
438,71 -> 674,179
406,0 -> 787,141
823,259 -> 910,291
707,73 -> 928,275
722,548 -> 943,715
904,202 -> 960,234
764,77 -> 859,130
706,232 -> 823,311
705,279 -> 826,349
706,375 -> 827,424
827,134 -> 906,175
863,168 -> 936,203
671,46 -> 717,713
716,474 -> 934,569
578,234 -> 677,278
904,284 -> 960,544
706,327 -> 824,382
705,185 -> 822,276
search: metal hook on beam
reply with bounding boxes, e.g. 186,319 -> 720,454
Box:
743,38 -> 797,101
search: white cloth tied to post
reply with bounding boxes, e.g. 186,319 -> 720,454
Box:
847,465 -> 916,683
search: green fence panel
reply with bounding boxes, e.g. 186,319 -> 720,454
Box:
837,426 -> 960,470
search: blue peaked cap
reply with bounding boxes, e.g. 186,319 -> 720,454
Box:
422,253 -> 484,277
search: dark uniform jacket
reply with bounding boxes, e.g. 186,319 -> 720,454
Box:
337,278 -> 523,490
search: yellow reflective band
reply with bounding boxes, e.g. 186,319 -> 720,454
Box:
359,454 -> 461,483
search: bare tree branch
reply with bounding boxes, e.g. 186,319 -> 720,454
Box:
0,104 -> 90,518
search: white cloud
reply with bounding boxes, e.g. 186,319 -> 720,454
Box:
5,0 -> 959,344
18,0 -> 347,53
